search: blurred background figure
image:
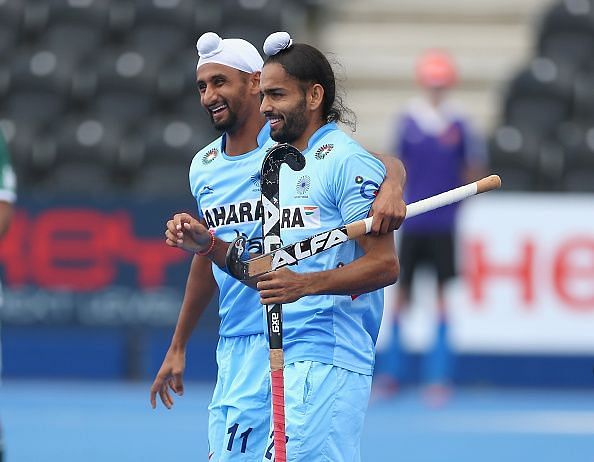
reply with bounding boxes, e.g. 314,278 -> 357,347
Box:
0,130 -> 17,462
378,50 -> 486,402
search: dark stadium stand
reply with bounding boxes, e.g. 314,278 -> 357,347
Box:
503,58 -> 572,135
31,114 -> 129,196
76,46 -> 161,123
40,0 -> 110,58
489,125 -> 541,190
126,0 -> 199,54
0,0 -> 311,197
490,0 -> 594,192
572,64 -> 594,120
156,53 -> 204,110
3,48 -> 70,124
0,0 -> 24,57
561,121 -> 594,190
4,0 -> 590,195
536,0 -> 594,71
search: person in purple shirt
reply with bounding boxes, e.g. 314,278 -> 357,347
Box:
381,50 -> 486,403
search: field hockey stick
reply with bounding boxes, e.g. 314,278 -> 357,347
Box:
258,143 -> 305,462
226,174 -> 501,281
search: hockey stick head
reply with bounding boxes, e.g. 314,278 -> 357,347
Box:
261,143 -> 306,189
227,143 -> 306,280
225,235 -> 249,280
261,143 -> 306,254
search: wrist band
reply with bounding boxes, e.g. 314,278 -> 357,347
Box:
197,228 -> 216,256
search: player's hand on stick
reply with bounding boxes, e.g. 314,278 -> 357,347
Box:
257,267 -> 308,305
150,348 -> 186,409
165,213 -> 211,254
369,182 -> 406,235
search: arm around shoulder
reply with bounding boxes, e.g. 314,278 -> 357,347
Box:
368,151 -> 407,234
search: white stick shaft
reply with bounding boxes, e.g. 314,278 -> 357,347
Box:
405,183 -> 477,219
356,175 -> 501,235
360,182 -> 477,234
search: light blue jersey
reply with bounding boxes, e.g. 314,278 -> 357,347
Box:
190,124 -> 275,461
277,123 -> 386,375
189,124 -> 275,337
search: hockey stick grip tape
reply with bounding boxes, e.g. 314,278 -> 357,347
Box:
270,352 -> 287,462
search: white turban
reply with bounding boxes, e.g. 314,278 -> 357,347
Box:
263,31 -> 293,56
196,32 -> 263,73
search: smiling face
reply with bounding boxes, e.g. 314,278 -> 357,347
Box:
196,63 -> 253,133
260,62 -> 321,149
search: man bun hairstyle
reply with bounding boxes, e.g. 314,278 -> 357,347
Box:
263,32 -> 355,130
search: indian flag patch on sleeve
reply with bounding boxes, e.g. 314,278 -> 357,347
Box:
303,206 -> 319,219
301,206 -> 320,228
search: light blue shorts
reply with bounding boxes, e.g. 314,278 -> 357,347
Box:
262,361 -> 372,462
208,333 -> 271,462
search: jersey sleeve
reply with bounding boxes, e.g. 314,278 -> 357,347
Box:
331,149 -> 387,225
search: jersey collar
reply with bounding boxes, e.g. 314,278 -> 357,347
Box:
302,122 -> 337,155
220,122 -> 271,161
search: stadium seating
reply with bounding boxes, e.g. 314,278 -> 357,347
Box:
0,0 -> 308,197
29,113 -> 131,195
75,46 -> 162,123
572,65 -> 594,121
503,58 -> 572,135
6,0 -> 589,195
488,125 -> 541,190
126,0 -> 199,54
0,0 -> 24,56
3,48 -> 70,125
559,122 -> 594,191
490,0 -> 594,191
535,141 -> 565,191
121,110 -> 215,197
39,0 -> 110,60
536,0 -> 594,71
156,52 -> 201,110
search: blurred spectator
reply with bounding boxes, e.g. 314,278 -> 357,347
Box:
380,50 -> 486,402
0,129 -> 17,462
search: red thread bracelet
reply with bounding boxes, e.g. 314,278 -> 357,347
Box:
196,228 -> 216,256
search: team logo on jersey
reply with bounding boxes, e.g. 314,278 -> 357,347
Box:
202,148 -> 218,164
198,185 -> 214,196
315,143 -> 334,160
250,172 -> 261,191
355,175 -> 364,184
359,180 -> 380,199
295,175 -> 311,195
